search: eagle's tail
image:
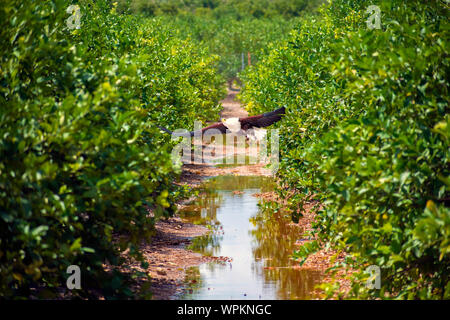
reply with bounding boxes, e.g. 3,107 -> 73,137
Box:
156,125 -> 173,135
156,125 -> 196,137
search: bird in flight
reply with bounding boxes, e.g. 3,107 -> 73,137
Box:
157,106 -> 285,141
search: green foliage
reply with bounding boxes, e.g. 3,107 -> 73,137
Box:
161,15 -> 300,80
241,0 -> 449,299
120,0 -> 323,19
0,0 -> 223,298
117,0 -> 323,79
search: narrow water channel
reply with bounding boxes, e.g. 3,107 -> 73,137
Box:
178,175 -> 323,300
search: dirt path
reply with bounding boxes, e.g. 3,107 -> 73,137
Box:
218,89 -> 248,119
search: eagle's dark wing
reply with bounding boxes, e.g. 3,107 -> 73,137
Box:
239,106 -> 285,130
157,106 -> 285,136
201,122 -> 228,135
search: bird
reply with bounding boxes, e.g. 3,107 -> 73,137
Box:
157,106 -> 285,141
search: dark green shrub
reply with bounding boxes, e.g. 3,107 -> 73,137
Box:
241,0 -> 449,299
0,0 -> 223,298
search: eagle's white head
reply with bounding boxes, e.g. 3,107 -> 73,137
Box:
222,117 -> 241,133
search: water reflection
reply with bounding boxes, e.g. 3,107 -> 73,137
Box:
179,175 -> 323,300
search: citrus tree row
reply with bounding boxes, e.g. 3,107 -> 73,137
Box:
160,14 -> 301,81
118,0 -> 322,81
119,0 -> 321,20
240,0 -> 449,299
0,0 -> 224,298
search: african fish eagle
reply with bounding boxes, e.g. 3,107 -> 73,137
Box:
157,106 -> 285,141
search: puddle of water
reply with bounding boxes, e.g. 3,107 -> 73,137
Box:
212,155 -> 260,168
179,175 -> 323,300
